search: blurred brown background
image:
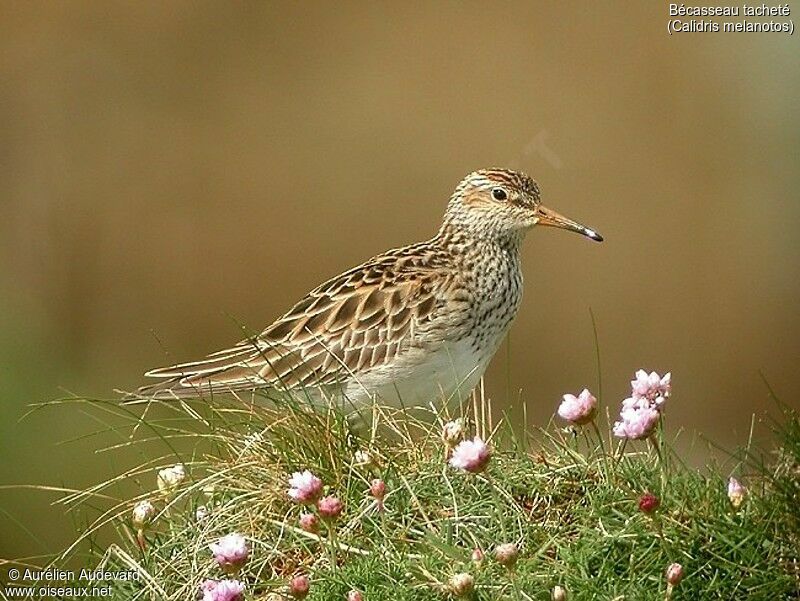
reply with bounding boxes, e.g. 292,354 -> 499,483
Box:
1,2 -> 798,561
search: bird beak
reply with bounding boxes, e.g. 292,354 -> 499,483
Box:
535,205 -> 603,242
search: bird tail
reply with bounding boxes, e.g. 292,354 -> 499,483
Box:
124,377 -> 212,402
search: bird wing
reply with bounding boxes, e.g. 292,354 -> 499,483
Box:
139,247 -> 457,398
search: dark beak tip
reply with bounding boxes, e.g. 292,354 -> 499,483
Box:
583,228 -> 603,242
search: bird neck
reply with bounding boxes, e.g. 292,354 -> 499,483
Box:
435,221 -> 524,256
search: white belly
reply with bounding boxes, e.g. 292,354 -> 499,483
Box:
342,340 -> 492,406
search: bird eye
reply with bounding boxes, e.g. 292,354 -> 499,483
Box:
491,188 -> 508,201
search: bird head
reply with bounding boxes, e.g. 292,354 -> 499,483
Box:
441,169 -> 602,243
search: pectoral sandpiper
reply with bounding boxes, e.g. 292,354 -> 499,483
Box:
140,169 -> 602,404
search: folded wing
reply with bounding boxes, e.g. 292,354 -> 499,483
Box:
139,247 -> 454,399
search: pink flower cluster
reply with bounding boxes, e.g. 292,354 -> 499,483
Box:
287,469 -> 349,527
557,389 -> 597,425
209,533 -> 249,573
199,579 -> 245,601
613,370 -> 671,440
449,436 -> 491,473
287,470 -> 324,504
630,369 -> 671,406
317,495 -> 344,520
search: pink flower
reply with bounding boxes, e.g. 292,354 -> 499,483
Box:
621,396 -> 648,411
317,495 -> 343,520
631,370 -> 671,406
449,436 -> 491,473
347,590 -> 364,601
299,512 -> 319,534
557,389 -> 597,425
289,575 -> 310,599
199,579 -> 245,601
727,477 -> 746,508
613,405 -> 660,440
209,533 -> 249,573
614,370 -> 672,440
288,470 -> 323,504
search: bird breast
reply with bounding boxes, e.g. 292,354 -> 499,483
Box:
462,240 -> 524,353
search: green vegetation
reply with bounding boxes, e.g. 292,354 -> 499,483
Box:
15,385 -> 800,600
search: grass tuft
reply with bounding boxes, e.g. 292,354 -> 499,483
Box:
12,385 -> 800,600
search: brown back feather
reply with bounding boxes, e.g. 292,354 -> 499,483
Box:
140,244 -> 455,398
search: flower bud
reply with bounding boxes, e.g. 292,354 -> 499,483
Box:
442,418 -> 465,445
347,590 -> 364,601
448,573 -> 474,597
494,542 -> 519,567
638,492 -> 660,514
665,562 -> 684,586
470,548 -> 484,563
195,505 -> 209,523
354,450 -> 375,467
369,479 -> 386,500
317,495 -> 344,520
157,464 -> 186,494
299,512 -> 319,534
552,585 -> 568,601
727,477 -> 746,509
132,500 -> 155,529
289,575 -> 310,599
